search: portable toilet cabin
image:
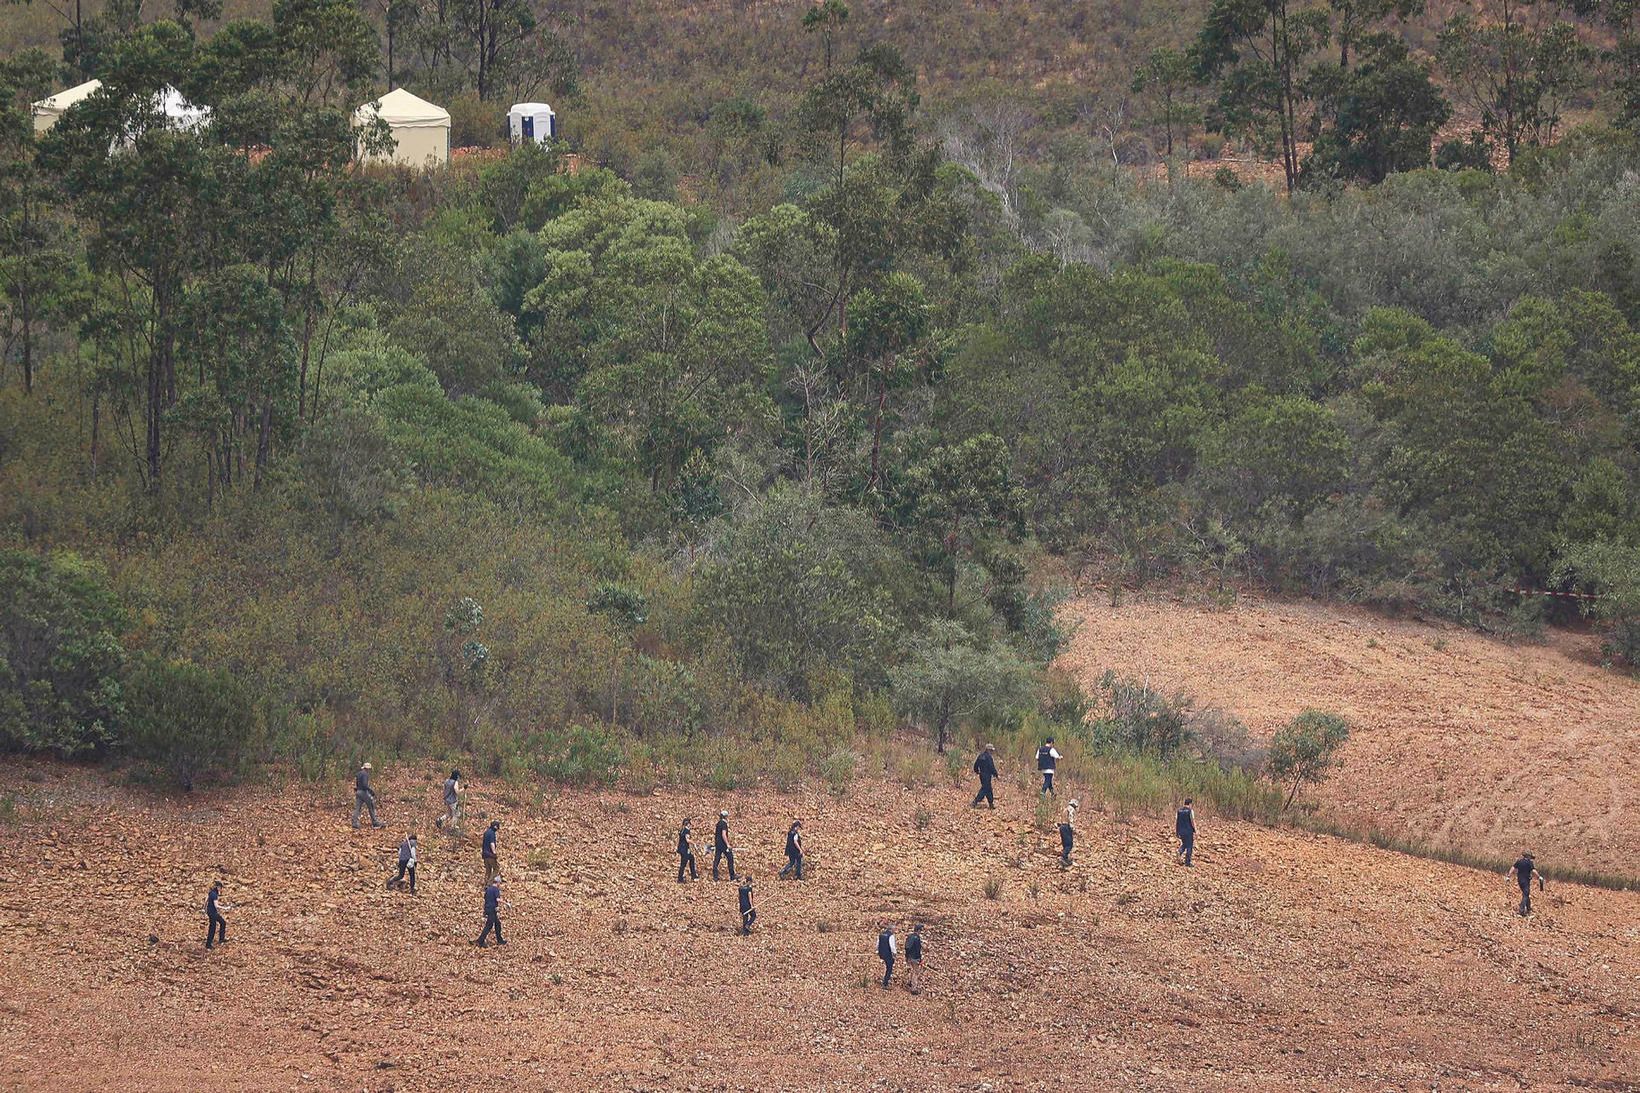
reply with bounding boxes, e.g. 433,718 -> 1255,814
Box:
32,78 -> 102,133
507,102 -> 557,145
354,88 -> 450,168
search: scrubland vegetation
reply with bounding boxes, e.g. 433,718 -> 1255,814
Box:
0,0 -> 1637,825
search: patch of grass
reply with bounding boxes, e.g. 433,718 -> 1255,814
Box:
912,807 -> 932,831
525,847 -> 552,871
1308,820 -> 1640,892
1032,792 -> 1057,832
1025,879 -> 1040,901
815,918 -> 836,933
983,875 -> 1003,901
0,792 -> 18,824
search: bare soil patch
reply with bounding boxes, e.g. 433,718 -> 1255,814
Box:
2,762 -> 1638,1090
1060,594 -> 1640,875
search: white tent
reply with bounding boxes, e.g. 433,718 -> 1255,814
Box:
507,102 -> 557,145
32,78 -> 102,133
355,88 -> 450,168
154,85 -> 210,131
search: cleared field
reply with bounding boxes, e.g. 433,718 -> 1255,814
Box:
1060,594 -> 1640,876
1,763 -> 1637,1091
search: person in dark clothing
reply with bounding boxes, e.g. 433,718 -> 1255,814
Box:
1036,737 -> 1061,795
482,821 -> 501,884
1059,799 -> 1079,869
1176,798 -> 1196,867
473,876 -> 505,946
877,923 -> 897,988
738,875 -> 757,935
389,833 -> 418,894
205,881 -> 227,949
1510,852 -> 1544,916
972,744 -> 998,809
352,762 -> 384,828
778,820 -> 805,880
677,818 -> 699,882
712,810 -> 736,881
905,923 -> 925,994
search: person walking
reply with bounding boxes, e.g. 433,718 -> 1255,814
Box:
877,923 -> 897,989
1176,798 -> 1196,867
389,833 -> 419,894
778,820 -> 805,880
1510,852 -> 1544,916
473,875 -> 505,947
352,762 -> 384,828
482,821 -> 501,885
435,769 -> 462,831
1059,798 -> 1079,869
1037,737 -> 1061,795
712,810 -> 736,881
904,923 -> 925,994
677,817 -> 699,883
971,744 -> 998,809
204,881 -> 228,949
738,875 -> 757,935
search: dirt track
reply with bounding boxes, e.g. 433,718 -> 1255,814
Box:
1060,595 -> 1640,876
2,762 -> 1638,1091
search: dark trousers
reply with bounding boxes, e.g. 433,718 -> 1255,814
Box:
779,852 -> 804,880
881,954 -> 895,987
1179,832 -> 1194,866
713,845 -> 736,880
477,911 -> 503,945
1041,771 -> 1055,794
741,908 -> 756,935
973,778 -> 995,808
1060,825 -> 1074,866
678,850 -> 697,881
1518,883 -> 1532,915
206,911 -> 226,948
392,861 -> 417,893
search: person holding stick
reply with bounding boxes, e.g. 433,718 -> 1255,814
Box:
1510,852 -> 1544,916
738,875 -> 757,936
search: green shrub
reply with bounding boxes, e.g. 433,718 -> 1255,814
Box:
526,723 -> 623,787
820,747 -> 858,797
0,550 -> 128,756
1267,709 -> 1352,810
124,658 -> 267,790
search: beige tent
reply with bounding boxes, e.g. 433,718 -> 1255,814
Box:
32,78 -> 102,133
354,88 -> 450,168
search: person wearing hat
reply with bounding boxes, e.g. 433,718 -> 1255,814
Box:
204,880 -> 228,949
1510,852 -> 1544,916
904,923 -> 925,994
877,922 -> 897,989
971,744 -> 998,809
737,874 -> 757,935
1036,736 -> 1061,795
435,769 -> 462,831
389,833 -> 419,894
712,809 -> 736,881
1059,799 -> 1079,869
778,819 -> 805,880
676,817 -> 699,883
482,820 -> 502,884
352,762 -> 384,828
473,874 -> 505,946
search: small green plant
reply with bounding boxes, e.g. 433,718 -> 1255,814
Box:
1267,709 -> 1352,810
1429,636 -> 1449,652
1032,793 -> 1056,831
913,807 -> 932,831
1026,879 -> 1040,901
526,847 -> 552,871
820,747 -> 858,797
983,875 -> 1003,900
0,792 -> 18,824
815,919 -> 836,933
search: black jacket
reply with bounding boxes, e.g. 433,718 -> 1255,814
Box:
973,752 -> 997,780
677,827 -> 692,855
714,819 -> 730,851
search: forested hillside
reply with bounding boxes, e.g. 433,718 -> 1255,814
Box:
0,0 -> 1638,808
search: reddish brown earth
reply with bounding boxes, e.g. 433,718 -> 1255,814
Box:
2,761 -> 1639,1091
1060,594 -> 1640,876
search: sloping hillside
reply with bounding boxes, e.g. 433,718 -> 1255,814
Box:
1,763 -> 1637,1090
1060,595 -> 1640,877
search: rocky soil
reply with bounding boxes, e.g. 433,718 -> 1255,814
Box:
2,761 -> 1637,1092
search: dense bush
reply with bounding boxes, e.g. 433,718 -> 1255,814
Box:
0,550 -> 127,756
124,658 -> 268,790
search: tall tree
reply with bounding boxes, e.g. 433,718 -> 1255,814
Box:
1131,47 -> 1202,160
1303,34 -> 1450,183
1194,0 -> 1331,192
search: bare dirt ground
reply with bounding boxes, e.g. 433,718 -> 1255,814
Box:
2,761 -> 1639,1092
1060,594 -> 1640,876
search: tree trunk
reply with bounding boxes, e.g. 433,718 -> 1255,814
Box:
253,397 -> 273,489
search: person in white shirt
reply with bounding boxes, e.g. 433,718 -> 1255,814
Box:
1036,737 -> 1062,795
877,923 -> 898,989
390,833 -> 419,894
435,770 -> 462,831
